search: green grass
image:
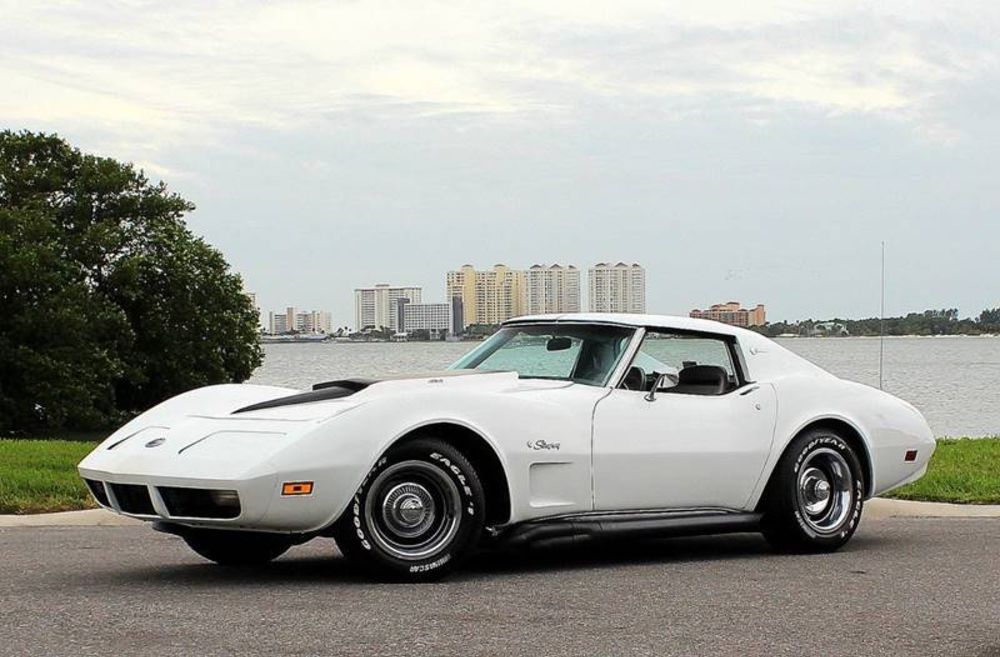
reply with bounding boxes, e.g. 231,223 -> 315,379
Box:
884,437 -> 1000,504
0,440 -> 99,514
1,436 -> 999,514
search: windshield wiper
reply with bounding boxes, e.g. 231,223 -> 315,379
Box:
516,375 -> 569,381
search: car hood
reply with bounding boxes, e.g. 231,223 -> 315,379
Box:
84,370 -> 573,462
231,370 -> 570,419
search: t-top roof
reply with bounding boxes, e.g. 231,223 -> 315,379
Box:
504,312 -> 752,337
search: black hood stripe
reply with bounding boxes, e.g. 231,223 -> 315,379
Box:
232,378 -> 378,414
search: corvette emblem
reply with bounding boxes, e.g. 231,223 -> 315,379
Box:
526,439 -> 560,451
144,437 -> 166,448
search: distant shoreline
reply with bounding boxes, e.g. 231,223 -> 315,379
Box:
259,333 -> 1000,345
772,333 -> 1000,339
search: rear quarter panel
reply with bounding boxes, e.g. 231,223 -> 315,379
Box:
744,373 -> 936,508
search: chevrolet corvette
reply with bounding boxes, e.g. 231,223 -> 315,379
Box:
78,314 -> 934,580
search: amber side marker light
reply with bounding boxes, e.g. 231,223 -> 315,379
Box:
282,481 -> 314,496
904,449 -> 918,462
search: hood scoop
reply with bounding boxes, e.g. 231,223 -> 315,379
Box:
232,378 -> 378,414
310,378 -> 378,392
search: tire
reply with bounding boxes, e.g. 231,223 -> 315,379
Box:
760,428 -> 865,553
333,438 -> 486,581
183,529 -> 293,566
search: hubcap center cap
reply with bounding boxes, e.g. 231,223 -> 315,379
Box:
800,467 -> 833,515
381,482 -> 437,538
396,495 -> 426,525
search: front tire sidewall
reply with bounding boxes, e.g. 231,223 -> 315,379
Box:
765,431 -> 864,552
336,439 -> 485,580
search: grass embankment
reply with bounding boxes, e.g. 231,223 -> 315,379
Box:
884,438 -> 1000,505
0,437 -> 998,514
0,440 -> 98,514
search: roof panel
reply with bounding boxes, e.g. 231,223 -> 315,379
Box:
504,312 -> 748,336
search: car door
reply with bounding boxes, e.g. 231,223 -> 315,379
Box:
592,330 -> 777,511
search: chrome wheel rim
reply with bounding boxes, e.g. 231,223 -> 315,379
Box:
796,448 -> 854,534
365,461 -> 461,560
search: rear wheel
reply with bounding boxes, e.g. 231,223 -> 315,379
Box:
183,529 -> 293,566
761,428 -> 865,553
333,438 -> 485,581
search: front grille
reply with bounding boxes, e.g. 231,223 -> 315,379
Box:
109,483 -> 155,515
84,479 -> 109,507
158,487 -> 241,519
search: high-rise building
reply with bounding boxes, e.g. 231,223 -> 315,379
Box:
446,264 -> 525,328
267,306 -> 297,334
689,302 -> 766,327
267,308 -> 333,334
298,310 -> 333,334
402,303 -> 452,333
450,296 -> 464,336
268,310 -> 289,335
525,264 -> 581,315
588,263 -> 646,313
395,298 -> 411,334
354,284 -> 422,332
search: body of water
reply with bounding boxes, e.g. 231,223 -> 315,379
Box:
250,336 -> 1000,437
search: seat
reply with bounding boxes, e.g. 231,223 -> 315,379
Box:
621,366 -> 646,391
668,365 -> 731,396
573,340 -> 617,383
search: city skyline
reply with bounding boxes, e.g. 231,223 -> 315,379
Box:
265,261 -> 648,331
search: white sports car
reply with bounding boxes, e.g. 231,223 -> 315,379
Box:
79,314 -> 935,580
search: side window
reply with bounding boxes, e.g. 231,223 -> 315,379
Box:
620,331 -> 739,395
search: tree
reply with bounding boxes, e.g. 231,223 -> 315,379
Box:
0,204 -> 129,429
0,130 -> 261,432
979,307 -> 1000,329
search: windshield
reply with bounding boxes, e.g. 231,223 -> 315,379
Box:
449,323 -> 636,386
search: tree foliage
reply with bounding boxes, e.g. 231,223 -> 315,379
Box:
753,308 -> 1000,338
0,130 -> 261,432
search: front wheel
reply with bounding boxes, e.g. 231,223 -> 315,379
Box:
182,529 -> 293,566
333,438 -> 485,581
761,428 -> 865,553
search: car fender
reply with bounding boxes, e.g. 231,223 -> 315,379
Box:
262,385 -> 600,532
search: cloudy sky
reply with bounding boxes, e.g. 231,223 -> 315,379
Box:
2,0 -> 998,323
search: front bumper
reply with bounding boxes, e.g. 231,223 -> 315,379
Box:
78,459 -> 361,534
78,468 -> 280,530
78,414 -> 368,534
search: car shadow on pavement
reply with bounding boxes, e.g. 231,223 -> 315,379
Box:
467,532 -> 774,575
94,530 -> 891,587
462,530 -> 892,580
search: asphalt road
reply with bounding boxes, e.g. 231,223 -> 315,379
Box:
2,517 -> 999,657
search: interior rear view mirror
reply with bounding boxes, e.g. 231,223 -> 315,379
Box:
546,337 -> 572,351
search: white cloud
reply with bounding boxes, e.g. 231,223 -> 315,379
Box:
1,0 -> 996,151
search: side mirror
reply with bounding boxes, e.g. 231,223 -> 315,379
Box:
644,372 -> 671,402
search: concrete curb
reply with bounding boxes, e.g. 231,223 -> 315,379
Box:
1,498 -> 999,528
0,509 -> 141,527
864,497 -> 1000,519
